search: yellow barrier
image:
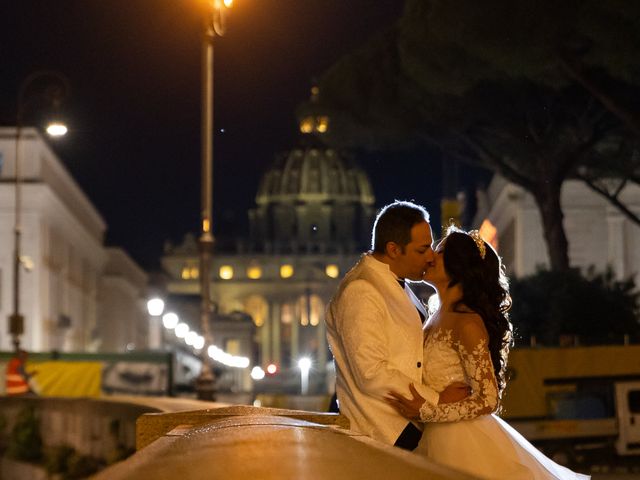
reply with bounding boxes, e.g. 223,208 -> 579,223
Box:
30,361 -> 102,397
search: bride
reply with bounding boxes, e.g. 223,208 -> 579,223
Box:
386,227 -> 589,479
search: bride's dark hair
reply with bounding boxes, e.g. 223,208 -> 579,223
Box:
442,226 -> 513,397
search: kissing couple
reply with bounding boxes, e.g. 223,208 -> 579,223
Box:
326,201 -> 589,479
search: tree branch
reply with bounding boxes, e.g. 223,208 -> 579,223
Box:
577,174 -> 640,227
455,131 -> 535,190
558,132 -> 602,181
557,53 -> 640,138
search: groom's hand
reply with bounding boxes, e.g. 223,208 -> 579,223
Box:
438,382 -> 471,404
385,383 -> 425,419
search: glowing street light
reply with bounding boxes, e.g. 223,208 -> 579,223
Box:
193,335 -> 205,350
162,312 -> 179,329
45,122 -> 68,137
185,331 -> 198,346
145,297 -> 165,349
147,298 -> 165,317
298,357 -> 312,395
206,345 -> 249,368
250,366 -> 265,380
175,323 -> 189,338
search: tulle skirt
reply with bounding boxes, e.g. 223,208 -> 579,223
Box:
416,414 -> 590,479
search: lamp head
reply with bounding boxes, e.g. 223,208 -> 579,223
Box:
46,121 -> 68,137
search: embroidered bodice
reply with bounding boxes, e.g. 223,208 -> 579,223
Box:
419,319 -> 499,423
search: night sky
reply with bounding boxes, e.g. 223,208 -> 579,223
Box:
1,1 -> 478,269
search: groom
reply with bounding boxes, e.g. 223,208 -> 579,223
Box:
326,201 -> 468,450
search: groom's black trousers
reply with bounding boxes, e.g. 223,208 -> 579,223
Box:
394,423 -> 422,450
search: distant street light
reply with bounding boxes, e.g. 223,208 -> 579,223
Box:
147,298 -> 165,317
10,71 -> 70,352
195,0 -> 233,401
250,366 -> 265,381
185,331 -> 198,346
45,122 -> 68,137
175,323 -> 189,339
146,297 -> 165,349
193,335 -> 205,350
162,312 -> 179,329
298,357 -> 312,395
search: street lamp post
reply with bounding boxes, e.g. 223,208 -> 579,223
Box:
146,297 -> 165,349
298,357 -> 311,395
195,0 -> 232,401
10,71 -> 69,352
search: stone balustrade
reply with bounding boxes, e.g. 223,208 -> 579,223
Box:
96,404 -> 477,479
0,396 -> 220,460
0,397 -> 478,479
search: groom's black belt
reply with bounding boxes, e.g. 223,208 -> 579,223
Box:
394,422 -> 421,451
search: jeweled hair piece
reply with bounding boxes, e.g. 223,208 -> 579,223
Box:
468,230 -> 486,259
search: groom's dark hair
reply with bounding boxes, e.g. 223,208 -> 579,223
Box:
372,201 -> 430,254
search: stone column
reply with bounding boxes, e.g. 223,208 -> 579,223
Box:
148,316 -> 162,349
261,307 -> 271,365
271,302 -> 281,366
291,303 -> 299,362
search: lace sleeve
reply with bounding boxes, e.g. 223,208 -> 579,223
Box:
419,318 -> 499,423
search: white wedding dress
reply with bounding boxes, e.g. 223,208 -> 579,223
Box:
415,326 -> 590,479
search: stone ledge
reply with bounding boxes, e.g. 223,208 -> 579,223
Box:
136,404 -> 349,450
0,457 -> 48,480
97,414 -> 476,480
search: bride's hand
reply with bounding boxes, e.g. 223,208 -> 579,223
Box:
385,383 -> 425,419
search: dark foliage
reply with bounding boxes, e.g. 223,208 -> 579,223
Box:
312,0 -> 640,271
45,444 -> 105,480
65,452 -> 103,479
510,268 -> 640,345
6,406 -> 42,462
44,444 -> 75,474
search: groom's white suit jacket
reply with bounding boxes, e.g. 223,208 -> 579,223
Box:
326,254 -> 439,445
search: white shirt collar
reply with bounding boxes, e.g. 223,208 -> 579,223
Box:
365,254 -> 404,283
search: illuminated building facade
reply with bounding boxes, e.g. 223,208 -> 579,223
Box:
162,94 -> 376,384
0,128 -> 149,353
474,174 -> 640,283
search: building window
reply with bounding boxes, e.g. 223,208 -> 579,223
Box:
280,264 -> 294,279
299,117 -> 314,133
219,265 -> 234,280
310,295 -> 323,326
181,264 -> 199,280
247,264 -> 262,280
226,339 -> 240,355
316,116 -> 329,133
297,294 -> 323,327
325,264 -> 339,278
298,296 -> 309,326
281,304 -> 293,324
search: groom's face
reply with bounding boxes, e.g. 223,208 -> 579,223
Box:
394,221 -> 435,280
